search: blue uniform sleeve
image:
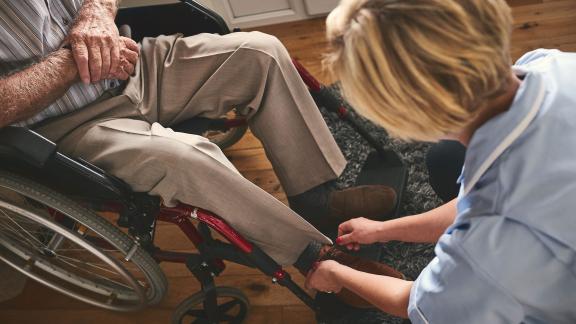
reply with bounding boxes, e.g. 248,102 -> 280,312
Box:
408,225 -> 524,324
515,48 -> 561,66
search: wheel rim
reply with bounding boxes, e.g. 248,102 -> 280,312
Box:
0,191 -> 147,311
203,128 -> 241,146
202,110 -> 247,149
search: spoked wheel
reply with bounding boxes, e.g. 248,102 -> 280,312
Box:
172,287 -> 250,324
174,109 -> 248,150
204,110 -> 248,150
0,170 -> 167,311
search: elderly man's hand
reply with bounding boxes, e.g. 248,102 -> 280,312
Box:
67,5 -> 120,84
107,37 -> 139,80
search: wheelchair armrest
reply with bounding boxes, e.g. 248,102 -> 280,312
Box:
181,0 -> 230,33
0,126 -> 57,167
0,127 -> 136,205
116,0 -> 230,43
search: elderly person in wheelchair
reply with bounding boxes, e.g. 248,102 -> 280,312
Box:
0,0 -> 406,315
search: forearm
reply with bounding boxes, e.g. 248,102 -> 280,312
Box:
380,198 -> 458,243
76,0 -> 119,21
0,49 -> 78,127
333,265 -> 412,318
70,0 -> 121,83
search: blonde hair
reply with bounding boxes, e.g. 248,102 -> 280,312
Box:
325,0 -> 513,141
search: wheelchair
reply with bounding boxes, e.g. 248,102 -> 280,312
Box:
0,1 -> 408,322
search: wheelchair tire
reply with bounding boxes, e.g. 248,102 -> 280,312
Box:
0,170 -> 168,311
208,124 -> 248,150
172,286 -> 249,324
203,108 -> 248,150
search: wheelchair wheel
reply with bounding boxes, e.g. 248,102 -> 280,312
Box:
172,287 -> 249,324
0,170 -> 167,311
174,109 -> 248,150
205,109 -> 247,150
204,124 -> 248,150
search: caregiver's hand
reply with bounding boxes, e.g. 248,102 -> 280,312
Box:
336,217 -> 388,251
305,260 -> 344,293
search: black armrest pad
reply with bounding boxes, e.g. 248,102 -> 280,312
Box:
0,126 -> 57,167
116,0 -> 230,42
0,127 -> 134,203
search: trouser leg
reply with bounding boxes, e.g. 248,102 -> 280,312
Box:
56,118 -> 331,265
132,32 -> 346,195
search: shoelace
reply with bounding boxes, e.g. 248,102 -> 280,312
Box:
320,245 -> 406,280
319,245 -> 347,262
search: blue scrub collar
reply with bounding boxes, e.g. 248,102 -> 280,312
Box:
460,67 -> 548,196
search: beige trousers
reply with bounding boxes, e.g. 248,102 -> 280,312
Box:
36,32 -> 346,265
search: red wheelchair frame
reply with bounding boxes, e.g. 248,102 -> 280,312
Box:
82,197 -> 317,323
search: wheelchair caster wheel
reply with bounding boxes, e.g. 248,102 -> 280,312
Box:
172,286 -> 249,324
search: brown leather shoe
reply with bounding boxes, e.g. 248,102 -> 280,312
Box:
328,185 -> 397,221
319,245 -> 404,308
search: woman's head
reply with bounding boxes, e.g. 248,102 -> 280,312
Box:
325,0 -> 513,141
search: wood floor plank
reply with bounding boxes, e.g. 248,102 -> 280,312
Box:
282,305 -> 317,324
0,269 -> 311,310
226,147 -> 274,171
224,130 -> 262,151
0,306 -> 290,324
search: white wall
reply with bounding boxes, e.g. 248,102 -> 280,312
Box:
211,0 -> 309,29
304,0 -> 340,15
119,0 -> 338,28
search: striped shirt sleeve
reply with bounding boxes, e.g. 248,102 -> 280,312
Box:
0,0 -> 119,127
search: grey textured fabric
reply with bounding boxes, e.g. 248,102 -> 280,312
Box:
319,85 -> 441,324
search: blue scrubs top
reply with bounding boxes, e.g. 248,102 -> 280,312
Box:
408,49 -> 576,324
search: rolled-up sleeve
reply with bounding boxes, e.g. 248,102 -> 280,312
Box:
408,228 -> 524,324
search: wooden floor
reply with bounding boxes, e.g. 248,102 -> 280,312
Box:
1,1 -> 576,323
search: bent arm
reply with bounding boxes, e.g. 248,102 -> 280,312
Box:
69,0 -> 121,84
332,264 -> 412,318
380,198 -> 457,243
0,49 -> 78,128
79,0 -> 119,18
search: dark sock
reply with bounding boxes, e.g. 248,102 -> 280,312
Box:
293,241 -> 324,274
287,180 -> 336,220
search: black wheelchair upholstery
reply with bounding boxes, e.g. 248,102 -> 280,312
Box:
0,126 -> 56,168
115,0 -> 230,41
0,126 -> 134,204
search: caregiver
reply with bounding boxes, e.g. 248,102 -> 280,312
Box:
305,0 -> 576,323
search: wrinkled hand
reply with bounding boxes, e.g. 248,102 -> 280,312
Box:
305,260 -> 344,293
336,217 -> 385,251
67,12 -> 120,84
107,37 -> 139,80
